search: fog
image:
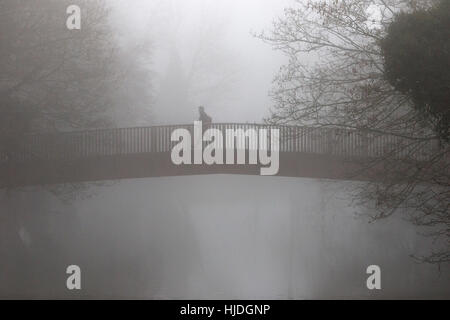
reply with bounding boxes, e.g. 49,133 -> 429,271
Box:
111,0 -> 290,123
2,175 -> 449,299
1,0 -> 449,299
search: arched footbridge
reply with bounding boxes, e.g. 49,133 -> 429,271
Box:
0,123 -> 436,187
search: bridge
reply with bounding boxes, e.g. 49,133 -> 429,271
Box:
0,123 -> 436,188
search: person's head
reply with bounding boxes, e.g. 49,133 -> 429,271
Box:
198,106 -> 204,113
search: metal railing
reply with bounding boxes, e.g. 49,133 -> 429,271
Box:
0,123 -> 438,163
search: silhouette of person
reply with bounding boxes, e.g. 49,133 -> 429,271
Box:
196,106 -> 212,151
198,106 -> 212,125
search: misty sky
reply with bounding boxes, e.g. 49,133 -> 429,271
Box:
110,0 -> 292,124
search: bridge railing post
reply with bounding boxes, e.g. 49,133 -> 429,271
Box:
326,128 -> 334,155
362,130 -> 369,157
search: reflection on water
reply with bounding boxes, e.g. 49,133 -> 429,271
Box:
1,175 -> 449,299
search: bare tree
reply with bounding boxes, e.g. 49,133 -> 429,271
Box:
0,0 -> 154,296
259,0 -> 449,263
0,0 -> 154,189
